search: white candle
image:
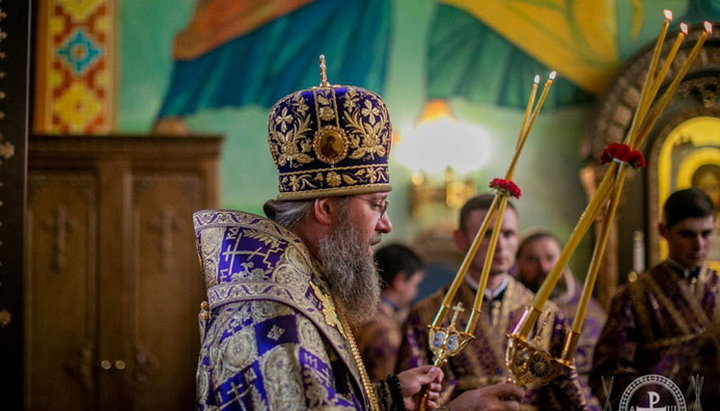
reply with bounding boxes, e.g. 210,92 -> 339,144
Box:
633,230 -> 645,273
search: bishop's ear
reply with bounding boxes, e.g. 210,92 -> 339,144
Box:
313,197 -> 337,226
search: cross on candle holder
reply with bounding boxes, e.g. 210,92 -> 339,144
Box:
419,302 -> 476,411
427,302 -> 473,367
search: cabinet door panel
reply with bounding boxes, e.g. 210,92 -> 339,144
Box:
129,173 -> 205,410
26,173 -> 99,410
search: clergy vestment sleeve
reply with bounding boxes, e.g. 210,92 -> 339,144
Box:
590,264 -> 720,408
197,300 -> 364,410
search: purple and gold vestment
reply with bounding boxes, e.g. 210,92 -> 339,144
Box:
590,261 -> 720,408
194,210 -> 399,410
396,277 -> 596,410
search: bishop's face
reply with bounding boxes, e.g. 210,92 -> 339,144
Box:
455,207 -> 519,281
346,193 -> 393,256
317,193 -> 392,326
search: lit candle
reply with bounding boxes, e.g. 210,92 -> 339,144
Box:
434,72 -> 555,330
524,72 -> 556,142
627,10 -> 673,144
633,23 -> 688,139
633,230 -> 646,274
508,72 -> 556,181
645,9 -> 673,97
635,22 -> 712,147
566,18 -> 702,351
518,75 -> 540,149
651,23 -> 688,96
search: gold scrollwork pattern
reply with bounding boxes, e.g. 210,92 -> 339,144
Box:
268,84 -> 392,199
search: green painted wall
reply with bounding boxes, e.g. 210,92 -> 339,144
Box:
117,0 -> 710,276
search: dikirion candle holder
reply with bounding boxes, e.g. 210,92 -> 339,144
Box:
427,302 -> 474,368
505,11 -> 712,387
418,72 -> 556,410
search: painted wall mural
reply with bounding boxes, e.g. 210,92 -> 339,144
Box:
157,0 -> 391,119
155,0 -> 720,121
22,0 -> 720,285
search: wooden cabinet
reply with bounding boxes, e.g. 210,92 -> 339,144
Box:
25,135 -> 222,410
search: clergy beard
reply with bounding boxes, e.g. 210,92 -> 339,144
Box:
318,208 -> 381,326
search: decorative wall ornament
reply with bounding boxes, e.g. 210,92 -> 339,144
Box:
34,0 -> 115,133
0,132 -> 14,162
0,309 -> 11,327
0,0 -> 31,405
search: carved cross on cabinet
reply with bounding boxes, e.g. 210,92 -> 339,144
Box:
150,209 -> 179,273
42,206 -> 77,271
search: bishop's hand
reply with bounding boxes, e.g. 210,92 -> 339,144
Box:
397,365 -> 444,410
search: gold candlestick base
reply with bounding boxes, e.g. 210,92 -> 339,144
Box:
419,302 -> 475,411
419,326 -> 475,411
427,325 -> 475,367
505,333 -> 573,387
426,302 -> 475,367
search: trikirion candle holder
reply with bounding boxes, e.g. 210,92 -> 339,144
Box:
417,72 -> 556,411
505,11 -> 712,388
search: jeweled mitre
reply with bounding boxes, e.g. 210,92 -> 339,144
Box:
267,83 -> 392,200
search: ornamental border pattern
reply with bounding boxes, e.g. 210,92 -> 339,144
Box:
35,0 -> 115,133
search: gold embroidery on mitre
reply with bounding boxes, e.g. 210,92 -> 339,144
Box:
313,125 -> 349,165
269,97 -> 314,168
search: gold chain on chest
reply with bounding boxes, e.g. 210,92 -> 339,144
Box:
339,312 -> 380,411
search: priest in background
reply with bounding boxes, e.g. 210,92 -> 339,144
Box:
515,229 -> 606,386
591,188 -> 719,409
396,194 -> 595,410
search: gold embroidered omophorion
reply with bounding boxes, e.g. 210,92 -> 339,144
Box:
194,210 -> 376,409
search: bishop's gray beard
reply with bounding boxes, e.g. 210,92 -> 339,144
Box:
318,211 -> 381,327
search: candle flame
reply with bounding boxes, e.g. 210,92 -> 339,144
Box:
663,9 -> 672,21
549,71 -> 557,80
533,75 -> 540,84
704,21 -> 713,34
680,23 -> 688,35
